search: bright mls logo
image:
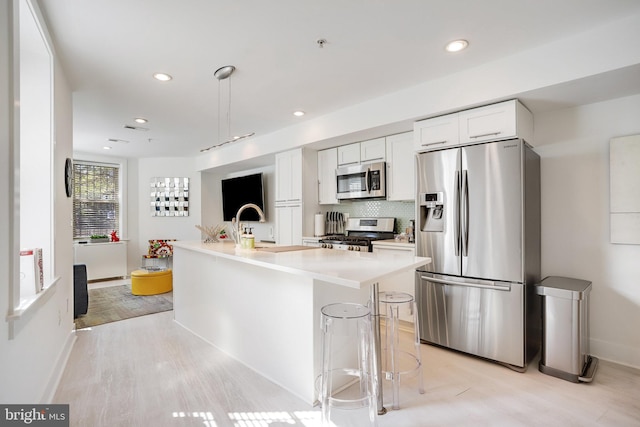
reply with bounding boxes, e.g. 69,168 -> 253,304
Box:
1,405 -> 69,426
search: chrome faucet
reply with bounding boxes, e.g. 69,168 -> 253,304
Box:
233,203 -> 266,245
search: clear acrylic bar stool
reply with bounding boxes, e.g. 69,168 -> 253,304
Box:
379,291 -> 425,410
320,302 -> 377,426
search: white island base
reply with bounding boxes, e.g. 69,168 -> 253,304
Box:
172,241 -> 430,406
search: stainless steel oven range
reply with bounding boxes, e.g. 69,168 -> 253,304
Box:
319,217 -> 395,252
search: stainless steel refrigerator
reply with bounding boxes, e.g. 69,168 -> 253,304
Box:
415,138 -> 540,369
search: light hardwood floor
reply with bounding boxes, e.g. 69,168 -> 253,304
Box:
54,309 -> 640,427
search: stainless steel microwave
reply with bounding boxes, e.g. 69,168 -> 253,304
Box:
336,161 -> 386,200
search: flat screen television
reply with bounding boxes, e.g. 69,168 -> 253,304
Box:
221,173 -> 266,221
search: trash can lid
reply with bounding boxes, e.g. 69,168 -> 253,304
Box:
536,276 -> 592,300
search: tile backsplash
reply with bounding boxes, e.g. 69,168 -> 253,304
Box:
322,200 -> 415,234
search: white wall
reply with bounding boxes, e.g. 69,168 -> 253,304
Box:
0,0 -> 76,403
134,157 -> 202,269
201,165 -> 276,243
535,94 -> 640,368
195,11 -> 640,172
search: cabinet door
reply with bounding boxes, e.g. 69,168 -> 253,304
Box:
414,113 -> 459,152
275,205 -> 292,245
318,148 -> 338,205
386,132 -> 414,201
291,205 -> 302,245
338,142 -> 360,166
458,100 -> 517,144
275,205 -> 302,245
360,137 -> 386,163
275,149 -> 303,203
275,152 -> 291,202
290,149 -> 302,201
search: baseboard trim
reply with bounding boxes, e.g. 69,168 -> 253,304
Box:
590,337 -> 640,370
41,328 -> 77,403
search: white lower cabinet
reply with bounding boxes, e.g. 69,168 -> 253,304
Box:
275,204 -> 302,246
372,241 -> 415,323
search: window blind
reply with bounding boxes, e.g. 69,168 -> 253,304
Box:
72,161 -> 120,238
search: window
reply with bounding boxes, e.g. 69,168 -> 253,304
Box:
73,161 -> 120,238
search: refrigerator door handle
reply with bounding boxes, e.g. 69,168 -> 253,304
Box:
454,170 -> 461,256
420,275 -> 511,292
461,170 -> 469,257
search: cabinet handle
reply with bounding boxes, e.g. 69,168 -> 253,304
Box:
469,131 -> 501,139
422,140 -> 447,147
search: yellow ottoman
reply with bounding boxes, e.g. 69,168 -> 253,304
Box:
131,269 -> 173,295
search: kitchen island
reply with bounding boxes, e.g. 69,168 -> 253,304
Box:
172,240 -> 430,406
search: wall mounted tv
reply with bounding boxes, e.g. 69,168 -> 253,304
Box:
221,173 -> 266,221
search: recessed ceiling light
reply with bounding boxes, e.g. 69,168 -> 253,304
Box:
103,146 -> 112,150
134,117 -> 148,124
445,39 -> 469,53
293,111 -> 305,117
153,72 -> 172,81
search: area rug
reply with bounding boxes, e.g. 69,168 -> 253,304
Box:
75,284 -> 173,329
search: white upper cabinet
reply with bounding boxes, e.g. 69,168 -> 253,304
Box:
275,148 -> 303,203
458,100 -> 533,145
413,113 -> 459,152
360,137 -> 386,163
337,142 -> 361,166
386,132 -> 414,201
414,100 -> 534,152
317,147 -> 338,205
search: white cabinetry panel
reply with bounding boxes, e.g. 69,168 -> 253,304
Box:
338,143 -> 361,166
275,149 -> 302,203
360,137 -> 386,163
414,100 -> 534,152
458,99 -> 533,145
318,148 -> 338,205
275,148 -> 318,245
386,132 -> 414,201
414,113 -> 459,152
275,205 -> 302,246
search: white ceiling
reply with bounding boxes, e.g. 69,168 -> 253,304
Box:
38,0 -> 640,160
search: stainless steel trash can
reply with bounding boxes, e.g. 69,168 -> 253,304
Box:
536,276 -> 598,383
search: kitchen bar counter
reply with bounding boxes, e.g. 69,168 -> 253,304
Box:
172,240 -> 428,288
172,240 -> 430,406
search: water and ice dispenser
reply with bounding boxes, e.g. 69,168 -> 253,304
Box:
419,192 -> 444,232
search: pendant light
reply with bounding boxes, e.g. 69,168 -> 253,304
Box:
200,65 -> 255,152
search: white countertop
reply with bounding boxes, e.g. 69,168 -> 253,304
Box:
173,240 -> 430,289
